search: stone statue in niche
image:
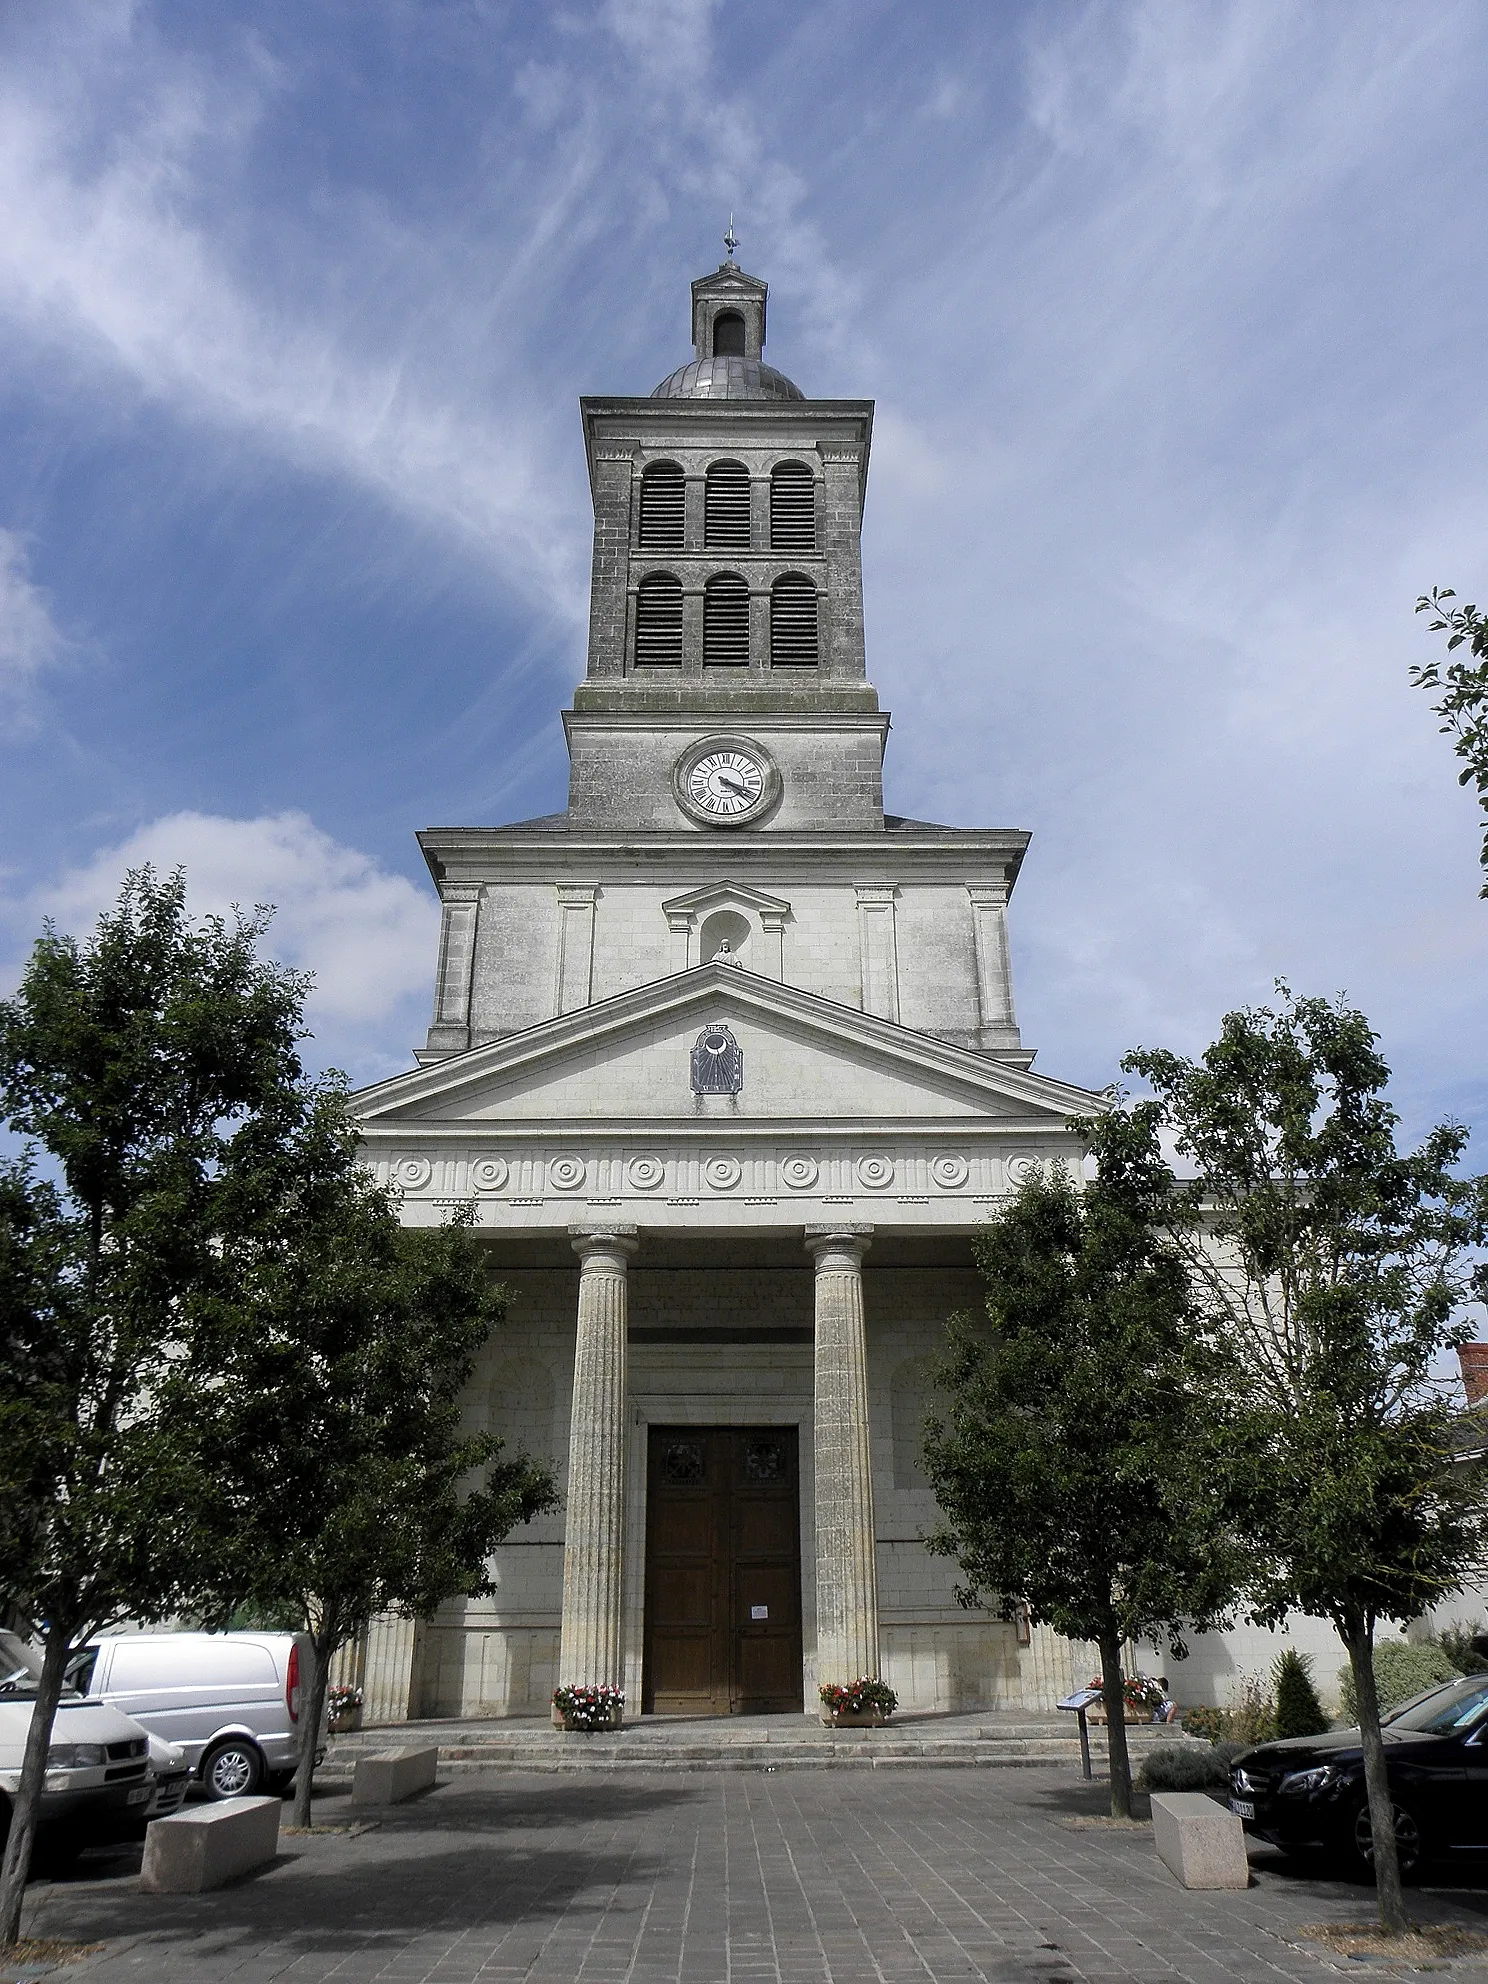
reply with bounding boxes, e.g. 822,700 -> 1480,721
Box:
691,1022 -> 743,1095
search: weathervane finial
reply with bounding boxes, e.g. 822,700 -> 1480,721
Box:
723,214 -> 738,263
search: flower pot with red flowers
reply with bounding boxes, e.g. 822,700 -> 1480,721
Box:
819,1678 -> 898,1727
552,1684 -> 625,1732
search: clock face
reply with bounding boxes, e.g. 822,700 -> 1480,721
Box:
686,748 -> 766,818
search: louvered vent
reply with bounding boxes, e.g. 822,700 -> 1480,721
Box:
635,573 -> 683,666
704,461 -> 751,549
770,574 -> 818,665
638,462 -> 685,549
703,574 -> 750,665
770,462 -> 816,552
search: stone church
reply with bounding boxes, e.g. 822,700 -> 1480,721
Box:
348,251 -> 1106,1723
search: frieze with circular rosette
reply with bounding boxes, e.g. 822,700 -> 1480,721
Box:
1006,1155 -> 1047,1186
703,1155 -> 742,1191
779,1152 -> 819,1192
469,1156 -> 509,1194
855,1153 -> 895,1191
930,1154 -> 969,1190
546,1155 -> 587,1193
393,1156 -> 432,1191
626,1155 -> 665,1192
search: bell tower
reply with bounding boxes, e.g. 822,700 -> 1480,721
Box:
569,255 -> 883,831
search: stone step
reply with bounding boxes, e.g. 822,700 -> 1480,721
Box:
320,1717 -> 1194,1776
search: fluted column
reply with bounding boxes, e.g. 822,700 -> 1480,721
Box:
558,1225 -> 637,1694
806,1225 -> 879,1685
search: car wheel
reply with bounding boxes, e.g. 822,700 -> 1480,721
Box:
200,1738 -> 264,1800
1352,1800 -> 1421,1878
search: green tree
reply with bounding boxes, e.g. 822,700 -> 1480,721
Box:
1412,588 -> 1488,896
0,871 -> 328,1945
922,1106 -> 1240,1818
207,1195 -> 558,1827
1126,989 -> 1488,1934
1272,1649 -> 1329,1740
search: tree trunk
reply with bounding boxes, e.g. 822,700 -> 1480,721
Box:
0,1629 -> 74,1949
291,1626 -> 336,1830
1345,1628 -> 1409,1936
1097,1627 -> 1133,1819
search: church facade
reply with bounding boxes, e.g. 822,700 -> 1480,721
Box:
349,255 -> 1107,1722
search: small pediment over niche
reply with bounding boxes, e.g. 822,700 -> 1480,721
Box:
662,881 -> 791,976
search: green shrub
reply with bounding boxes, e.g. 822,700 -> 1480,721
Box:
1179,1705 -> 1229,1742
1436,1622 -> 1488,1676
1337,1640 -> 1462,1722
1211,1739 -> 1248,1769
1137,1744 -> 1228,1791
1272,1649 -> 1330,1740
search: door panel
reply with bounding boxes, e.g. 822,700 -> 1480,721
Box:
643,1425 -> 803,1716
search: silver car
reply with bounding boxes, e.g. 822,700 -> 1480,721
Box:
70,1632 -> 325,1800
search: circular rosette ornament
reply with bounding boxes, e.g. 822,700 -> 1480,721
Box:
855,1153 -> 895,1191
703,1155 -> 742,1191
393,1156 -> 432,1192
779,1152 -> 819,1192
626,1154 -> 665,1192
469,1157 -> 509,1194
929,1154 -> 969,1190
546,1155 -> 587,1194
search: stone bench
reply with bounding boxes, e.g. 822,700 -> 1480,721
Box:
352,1745 -> 440,1805
140,1795 -> 280,1893
1150,1791 -> 1250,1890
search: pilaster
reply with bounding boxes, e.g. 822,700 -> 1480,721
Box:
967,882 -> 1020,1046
426,883 -> 482,1052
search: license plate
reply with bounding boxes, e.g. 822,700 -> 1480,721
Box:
1230,1798 -> 1255,1820
127,1786 -> 151,1805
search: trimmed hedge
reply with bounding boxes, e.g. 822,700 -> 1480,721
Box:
1337,1641 -> 1461,1721
1137,1744 -> 1229,1792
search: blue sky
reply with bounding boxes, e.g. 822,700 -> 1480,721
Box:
2,0 -> 1487,1146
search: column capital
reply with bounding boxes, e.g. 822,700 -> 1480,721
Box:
570,1223 -> 639,1271
804,1224 -> 873,1270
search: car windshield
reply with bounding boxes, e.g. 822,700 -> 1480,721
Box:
1385,1675 -> 1488,1734
0,1631 -> 82,1702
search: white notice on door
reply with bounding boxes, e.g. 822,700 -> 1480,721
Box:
750,1605 -> 768,1620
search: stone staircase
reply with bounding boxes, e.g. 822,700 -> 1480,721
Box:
321,1709 -> 1199,1777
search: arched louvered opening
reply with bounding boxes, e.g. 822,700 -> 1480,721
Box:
634,573 -> 683,666
638,461 -> 685,549
704,460 -> 751,550
712,310 -> 746,356
770,574 -> 818,665
703,573 -> 750,666
770,461 -> 816,552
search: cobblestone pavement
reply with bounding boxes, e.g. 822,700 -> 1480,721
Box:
13,1768 -> 1488,1984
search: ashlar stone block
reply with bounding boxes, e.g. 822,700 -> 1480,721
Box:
1150,1791 -> 1250,1890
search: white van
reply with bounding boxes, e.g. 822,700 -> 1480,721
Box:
71,1632 -> 323,1800
0,1632 -> 158,1864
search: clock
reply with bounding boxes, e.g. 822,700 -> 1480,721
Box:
672,735 -> 780,828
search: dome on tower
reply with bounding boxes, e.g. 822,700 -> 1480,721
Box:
650,354 -> 804,401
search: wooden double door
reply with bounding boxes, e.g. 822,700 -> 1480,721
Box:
642,1426 -> 804,1716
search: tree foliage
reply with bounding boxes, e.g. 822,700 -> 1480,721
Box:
1412,587 -> 1488,896
1125,987 -> 1488,1931
204,1192 -> 559,1825
922,1105 -> 1240,1817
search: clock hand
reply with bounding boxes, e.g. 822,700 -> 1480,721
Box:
716,772 -> 749,796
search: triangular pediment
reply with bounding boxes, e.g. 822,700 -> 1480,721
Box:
351,964 -> 1099,1132
662,881 -> 791,921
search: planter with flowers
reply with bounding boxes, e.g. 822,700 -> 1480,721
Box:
327,1685 -> 364,1734
1085,1674 -> 1164,1725
552,1684 -> 625,1732
819,1678 -> 898,1728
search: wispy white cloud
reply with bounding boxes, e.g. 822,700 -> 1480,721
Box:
0,530 -> 68,732
25,812 -> 438,1080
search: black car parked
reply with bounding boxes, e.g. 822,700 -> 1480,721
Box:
1229,1673 -> 1488,1874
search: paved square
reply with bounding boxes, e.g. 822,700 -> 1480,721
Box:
14,1767 -> 1488,1983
